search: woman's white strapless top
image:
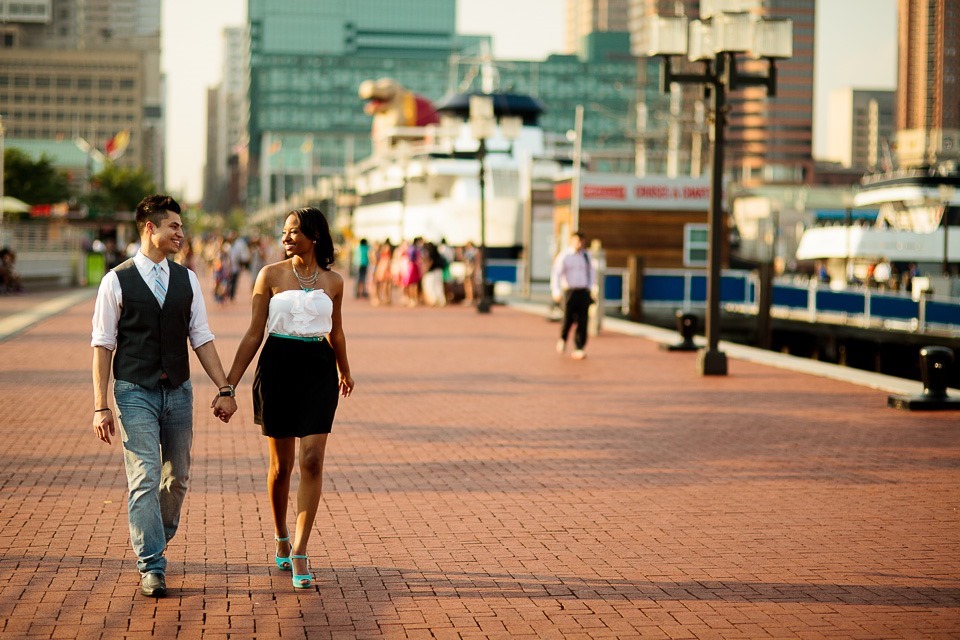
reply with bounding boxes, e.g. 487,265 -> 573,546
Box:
265,289 -> 333,337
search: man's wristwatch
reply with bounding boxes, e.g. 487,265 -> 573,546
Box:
218,384 -> 236,398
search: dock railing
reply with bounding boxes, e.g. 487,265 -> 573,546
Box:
485,261 -> 960,336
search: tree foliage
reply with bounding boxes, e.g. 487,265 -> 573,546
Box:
83,162 -> 157,215
3,148 -> 71,206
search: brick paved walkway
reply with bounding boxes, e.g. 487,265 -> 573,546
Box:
1,273 -> 959,639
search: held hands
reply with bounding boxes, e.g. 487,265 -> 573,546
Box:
92,409 -> 116,444
339,372 -> 355,398
211,395 -> 238,423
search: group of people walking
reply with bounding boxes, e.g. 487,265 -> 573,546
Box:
90,194 -> 353,597
360,237 -> 481,308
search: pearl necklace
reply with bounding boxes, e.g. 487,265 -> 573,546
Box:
292,262 -> 319,291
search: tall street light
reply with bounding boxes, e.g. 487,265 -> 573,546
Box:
644,1 -> 792,375
395,140 -> 411,243
469,95 -> 522,314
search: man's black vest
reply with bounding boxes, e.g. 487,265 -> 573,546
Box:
113,258 -> 193,389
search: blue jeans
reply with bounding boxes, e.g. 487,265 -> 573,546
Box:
114,378 -> 194,576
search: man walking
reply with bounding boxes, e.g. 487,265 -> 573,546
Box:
551,231 -> 595,360
91,194 -> 237,598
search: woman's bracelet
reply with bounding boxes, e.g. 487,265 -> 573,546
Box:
94,408 -> 111,413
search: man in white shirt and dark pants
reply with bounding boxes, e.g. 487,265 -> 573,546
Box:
551,231 -> 595,360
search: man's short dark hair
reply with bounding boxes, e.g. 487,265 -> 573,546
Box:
136,194 -> 181,235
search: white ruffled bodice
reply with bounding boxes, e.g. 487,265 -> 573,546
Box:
265,289 -> 333,337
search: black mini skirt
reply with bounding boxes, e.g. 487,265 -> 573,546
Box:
253,334 -> 339,438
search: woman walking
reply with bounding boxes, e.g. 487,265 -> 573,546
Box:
226,207 -> 354,589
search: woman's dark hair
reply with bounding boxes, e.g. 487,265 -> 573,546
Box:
290,207 -> 335,270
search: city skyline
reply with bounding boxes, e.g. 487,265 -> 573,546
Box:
163,0 -> 896,203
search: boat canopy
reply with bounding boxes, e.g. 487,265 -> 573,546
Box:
434,92 -> 546,126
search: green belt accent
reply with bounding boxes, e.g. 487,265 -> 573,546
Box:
269,333 -> 324,342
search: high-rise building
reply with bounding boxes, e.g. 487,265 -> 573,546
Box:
203,86 -> 221,213
0,0 -> 164,187
566,0 -> 631,55
245,0 -> 637,208
204,26 -> 249,212
895,0 -> 960,168
722,0 -> 815,185
826,88 -> 895,172
246,0 -> 472,206
628,0 -> 816,184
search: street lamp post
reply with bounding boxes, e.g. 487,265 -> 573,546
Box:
469,95 -> 522,314
395,141 -> 411,243
644,2 -> 792,375
470,95 -> 495,313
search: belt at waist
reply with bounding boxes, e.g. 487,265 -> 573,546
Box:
269,332 -> 325,343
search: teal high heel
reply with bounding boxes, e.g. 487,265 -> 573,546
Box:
291,555 -> 312,589
274,536 -> 292,571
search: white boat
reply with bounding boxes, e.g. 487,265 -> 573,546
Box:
795,172 -> 960,292
349,90 -> 568,263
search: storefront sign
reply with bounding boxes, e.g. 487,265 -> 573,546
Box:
556,173 -> 713,211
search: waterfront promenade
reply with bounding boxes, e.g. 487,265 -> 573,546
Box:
1,277 -> 958,639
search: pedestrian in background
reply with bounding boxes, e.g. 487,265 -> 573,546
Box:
0,247 -> 23,294
227,232 -> 250,301
461,241 -> 479,304
225,207 -> 354,590
90,194 -> 237,599
213,241 -> 233,305
421,241 -> 447,307
355,238 -> 370,299
551,231 -> 595,360
373,240 -> 394,306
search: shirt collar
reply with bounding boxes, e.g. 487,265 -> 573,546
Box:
134,250 -> 166,275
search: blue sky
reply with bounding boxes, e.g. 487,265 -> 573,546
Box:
163,0 -> 897,202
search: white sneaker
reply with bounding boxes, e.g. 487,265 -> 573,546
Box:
556,339 -> 566,354
571,349 -> 586,360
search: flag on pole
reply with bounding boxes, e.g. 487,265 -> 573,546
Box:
105,129 -> 130,160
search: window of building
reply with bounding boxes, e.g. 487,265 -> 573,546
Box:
77,77 -> 92,89
683,223 -> 709,267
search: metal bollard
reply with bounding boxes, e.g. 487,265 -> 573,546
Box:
888,346 -> 960,410
662,311 -> 699,352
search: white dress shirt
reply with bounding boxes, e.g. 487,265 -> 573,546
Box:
550,248 -> 596,299
90,251 -> 215,351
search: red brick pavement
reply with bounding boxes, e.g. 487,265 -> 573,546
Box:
1,274 -> 959,639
